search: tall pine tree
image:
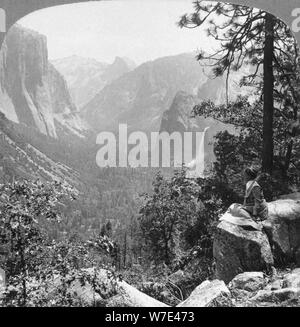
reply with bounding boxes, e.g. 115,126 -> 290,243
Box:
179,1 -> 298,175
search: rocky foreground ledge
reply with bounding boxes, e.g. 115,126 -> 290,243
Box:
1,197 -> 299,307
50,196 -> 300,307
62,196 -> 300,307
177,269 -> 300,307
45,267 -> 300,307
214,197 -> 300,283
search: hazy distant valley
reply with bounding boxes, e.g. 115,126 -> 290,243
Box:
0,24 -> 249,237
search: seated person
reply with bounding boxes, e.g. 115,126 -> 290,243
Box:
226,166 -> 268,222
242,167 -> 268,221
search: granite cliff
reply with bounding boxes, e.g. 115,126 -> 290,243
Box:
0,25 -> 88,139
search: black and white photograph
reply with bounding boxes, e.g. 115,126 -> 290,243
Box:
0,0 -> 299,310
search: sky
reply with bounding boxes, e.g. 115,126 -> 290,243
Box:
17,0 -> 220,65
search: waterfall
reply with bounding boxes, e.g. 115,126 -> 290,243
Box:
186,127 -> 210,178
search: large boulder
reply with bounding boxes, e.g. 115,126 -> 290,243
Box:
282,268 -> 300,289
177,280 -> 230,307
264,279 -> 283,291
214,199 -> 300,283
265,199 -> 300,265
250,288 -> 300,303
106,281 -> 169,307
44,268 -> 168,307
229,272 -> 265,292
80,268 -> 168,307
248,268 -> 300,306
213,220 -> 273,283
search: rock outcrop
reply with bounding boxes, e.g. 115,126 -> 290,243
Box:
229,272 -> 265,292
181,269 -> 300,307
177,280 -> 230,307
282,268 -> 300,288
214,199 -> 300,282
265,199 -> 300,265
47,268 -> 168,307
108,267 -> 300,307
213,220 -> 274,283
228,269 -> 300,306
106,280 -> 169,307
173,197 -> 300,307
82,53 -> 253,133
0,25 -> 88,139
250,287 -> 300,303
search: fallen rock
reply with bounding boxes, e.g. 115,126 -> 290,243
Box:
177,280 -> 230,307
47,268 -> 168,307
220,211 -> 261,230
264,279 -> 283,291
112,280 -> 169,307
250,288 -> 300,303
213,220 -> 274,283
229,272 -> 265,292
282,268 -> 300,289
265,199 -> 300,265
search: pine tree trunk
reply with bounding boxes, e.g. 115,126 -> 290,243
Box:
262,13 -> 275,174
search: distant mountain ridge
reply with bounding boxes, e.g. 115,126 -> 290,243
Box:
0,25 -> 252,183
81,52 -> 253,134
52,55 -> 136,109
